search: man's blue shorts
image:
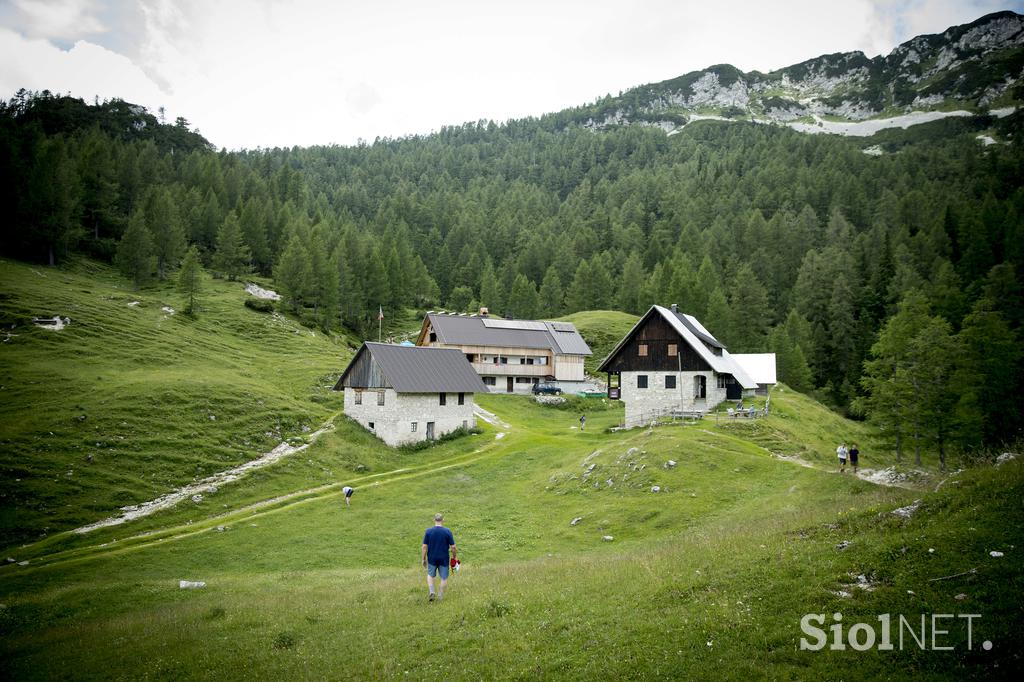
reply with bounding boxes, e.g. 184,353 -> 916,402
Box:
427,562 -> 450,579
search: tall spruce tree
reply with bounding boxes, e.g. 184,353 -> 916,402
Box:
214,213 -> 251,281
177,245 -> 204,315
115,210 -> 155,289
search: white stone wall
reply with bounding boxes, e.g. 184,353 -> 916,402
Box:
343,388 -> 477,447
619,371 -> 727,426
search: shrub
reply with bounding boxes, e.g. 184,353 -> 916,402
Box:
244,297 -> 274,313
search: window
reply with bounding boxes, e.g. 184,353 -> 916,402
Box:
637,375 -> 648,389
462,420 -> 468,429
368,421 -> 375,430
638,343 -> 648,357
483,376 -> 496,386
411,422 -> 418,432
429,332 -> 437,342
516,377 -> 533,384
439,392 -> 447,406
519,357 -> 525,364
377,391 -> 385,406
665,375 -> 676,389
354,390 -> 362,405
693,375 -> 707,399
668,343 -> 678,357
458,392 -> 465,405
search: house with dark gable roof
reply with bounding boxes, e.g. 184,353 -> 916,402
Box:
334,342 -> 488,447
416,312 -> 592,394
598,305 -> 765,427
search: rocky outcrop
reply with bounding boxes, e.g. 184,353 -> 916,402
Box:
576,11 -> 1024,134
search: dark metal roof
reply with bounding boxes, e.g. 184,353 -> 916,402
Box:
426,313 -> 592,356
673,312 -> 724,349
335,342 -> 488,393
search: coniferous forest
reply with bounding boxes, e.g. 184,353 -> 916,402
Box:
2,90 -> 1022,459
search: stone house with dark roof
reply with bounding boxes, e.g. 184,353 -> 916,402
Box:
334,342 -> 488,447
415,312 -> 592,394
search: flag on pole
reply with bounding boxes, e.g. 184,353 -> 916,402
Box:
378,305 -> 384,321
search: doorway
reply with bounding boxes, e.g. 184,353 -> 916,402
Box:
506,377 -> 514,393
426,422 -> 435,440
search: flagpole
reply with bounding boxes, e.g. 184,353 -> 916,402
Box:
378,305 -> 383,342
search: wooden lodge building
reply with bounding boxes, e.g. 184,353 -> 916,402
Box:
598,305 -> 765,427
416,312 -> 592,394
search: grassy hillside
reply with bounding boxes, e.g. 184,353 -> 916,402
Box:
3,386 -> 1018,678
0,258 -> 352,549
556,310 -> 639,377
1,262 -> 1018,679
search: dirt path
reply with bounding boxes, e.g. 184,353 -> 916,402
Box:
9,408 -> 517,572
74,417 -> 339,534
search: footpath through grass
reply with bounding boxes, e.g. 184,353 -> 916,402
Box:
0,258 -> 349,549
3,389 -> 1019,679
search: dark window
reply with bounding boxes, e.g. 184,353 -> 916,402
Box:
354,390 -> 362,405
429,332 -> 437,342
411,422 -> 417,432
519,357 -> 526,364
638,343 -> 648,357
377,391 -> 385,406
368,421 -> 375,430
668,343 -> 678,357
462,420 -> 468,429
458,392 -> 465,405
665,375 -> 676,389
526,358 -> 535,365
483,376 -> 496,386
439,392 -> 447,406
694,375 -> 706,399
637,375 -> 648,389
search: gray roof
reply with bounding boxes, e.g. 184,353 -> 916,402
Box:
597,305 -> 758,390
425,314 -> 592,356
336,342 -> 488,393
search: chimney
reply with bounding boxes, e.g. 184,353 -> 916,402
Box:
479,307 -> 489,317
671,304 -> 678,313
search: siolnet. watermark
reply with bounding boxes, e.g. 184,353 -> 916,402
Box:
800,612 -> 992,652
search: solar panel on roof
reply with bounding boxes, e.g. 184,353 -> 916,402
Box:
481,319 -> 548,331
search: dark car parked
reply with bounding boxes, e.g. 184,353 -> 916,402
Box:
532,383 -> 562,395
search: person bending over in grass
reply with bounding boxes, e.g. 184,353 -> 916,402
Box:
342,485 -> 354,506
422,513 -> 457,602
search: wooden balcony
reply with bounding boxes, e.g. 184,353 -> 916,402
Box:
470,362 -> 551,377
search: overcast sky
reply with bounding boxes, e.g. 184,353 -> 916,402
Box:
1,0 -> 1021,149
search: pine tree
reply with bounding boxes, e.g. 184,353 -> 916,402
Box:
507,274 -> 540,319
539,265 -> 565,317
177,245 -> 204,315
616,251 -> 646,315
145,187 -> 185,280
479,259 -> 503,314
115,210 -> 155,289
274,235 -> 312,312
214,213 -> 251,281
565,259 -> 594,313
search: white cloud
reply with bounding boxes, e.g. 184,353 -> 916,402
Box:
1,0 -> 1020,148
0,27 -> 167,106
12,0 -> 105,40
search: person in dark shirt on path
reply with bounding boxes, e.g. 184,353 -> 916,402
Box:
422,513 -> 457,602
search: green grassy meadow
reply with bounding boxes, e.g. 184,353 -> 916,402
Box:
1,261 -> 1021,679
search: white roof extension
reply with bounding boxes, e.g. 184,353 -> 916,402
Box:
651,306 -> 757,390
731,353 -> 777,385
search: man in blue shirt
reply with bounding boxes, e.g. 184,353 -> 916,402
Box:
421,513 -> 457,602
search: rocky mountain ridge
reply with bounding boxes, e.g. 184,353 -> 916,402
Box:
574,11 -> 1024,136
